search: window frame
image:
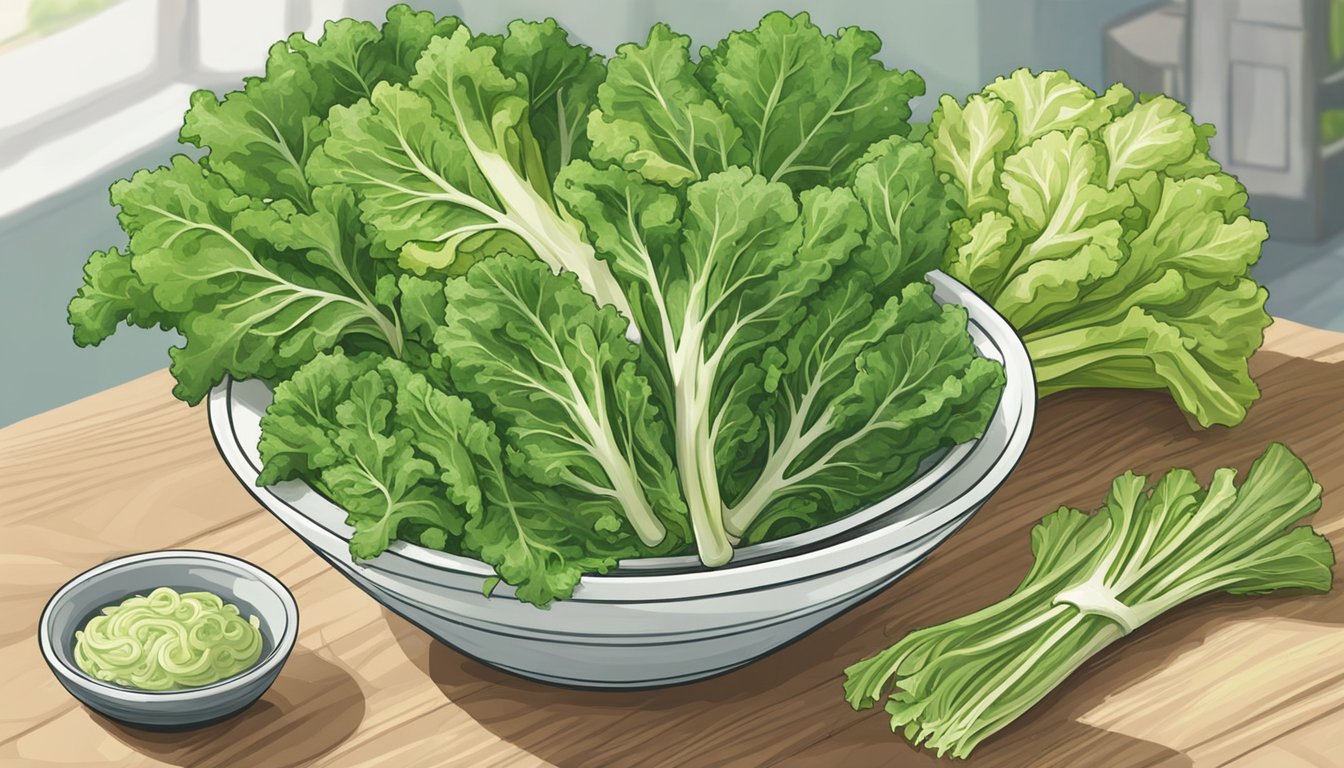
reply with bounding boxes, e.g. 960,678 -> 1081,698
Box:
0,0 -> 334,220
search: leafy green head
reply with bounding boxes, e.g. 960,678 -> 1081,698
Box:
927,68 -> 1271,428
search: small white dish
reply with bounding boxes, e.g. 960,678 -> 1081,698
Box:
38,550 -> 299,730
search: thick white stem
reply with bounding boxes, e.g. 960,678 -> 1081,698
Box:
603,452 -> 667,547
671,335 -> 733,567
724,398 -> 834,538
471,149 -> 636,328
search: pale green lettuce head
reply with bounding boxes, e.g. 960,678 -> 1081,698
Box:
928,68 -> 1270,428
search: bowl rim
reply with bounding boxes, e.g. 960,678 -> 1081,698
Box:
208,270 -> 1036,601
38,549 -> 299,702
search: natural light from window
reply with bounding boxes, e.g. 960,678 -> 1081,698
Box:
0,0 -> 126,51
0,0 -> 345,219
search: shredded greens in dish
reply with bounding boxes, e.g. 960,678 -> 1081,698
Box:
74,587 -> 264,690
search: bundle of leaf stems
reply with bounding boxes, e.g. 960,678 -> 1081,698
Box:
844,443 -> 1334,759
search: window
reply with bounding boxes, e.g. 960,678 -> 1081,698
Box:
1332,0 -> 1344,63
1229,62 -> 1290,170
0,0 -> 125,50
0,0 -> 346,220
0,0 -> 158,135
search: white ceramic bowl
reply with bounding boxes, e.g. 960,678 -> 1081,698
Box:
39,551 -> 299,729
208,271 -> 1034,688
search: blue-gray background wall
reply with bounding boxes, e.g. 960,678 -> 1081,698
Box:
2,0 -> 1340,427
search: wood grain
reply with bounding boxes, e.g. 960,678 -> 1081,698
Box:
1,318 -> 1341,768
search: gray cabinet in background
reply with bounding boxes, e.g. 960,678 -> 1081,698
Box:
1108,0 -> 1344,242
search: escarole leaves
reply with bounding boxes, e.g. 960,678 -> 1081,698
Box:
558,133 -> 998,566
259,255 -> 693,605
586,24 -> 743,187
78,157 -> 405,404
179,5 -> 462,213
70,9 -> 630,405
929,68 -> 1271,427
589,12 -> 924,190
558,15 -> 969,567
68,3 -> 1281,611
261,350 -> 668,606
560,164 -> 816,565
729,283 -> 1004,544
308,21 -> 631,315
434,255 -> 688,550
697,13 -> 925,188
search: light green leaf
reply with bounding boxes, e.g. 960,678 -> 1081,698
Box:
68,247 -> 169,347
930,69 -> 1271,427
435,254 -> 687,550
698,11 -> 924,189
944,212 -> 1020,292
588,24 -> 745,186
987,128 -> 1131,326
1027,296 -> 1267,428
112,157 -> 402,402
847,136 -> 954,290
1102,96 -> 1199,188
925,94 -> 1016,217
1000,128 -> 1130,244
984,69 -> 1133,146
1121,173 -> 1267,288
992,235 -> 1125,332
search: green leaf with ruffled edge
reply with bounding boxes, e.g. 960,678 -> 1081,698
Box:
697,11 -> 924,190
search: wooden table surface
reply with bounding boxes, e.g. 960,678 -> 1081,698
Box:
2,318 -> 1341,768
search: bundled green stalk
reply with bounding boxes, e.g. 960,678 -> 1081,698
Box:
844,442 -> 1334,759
